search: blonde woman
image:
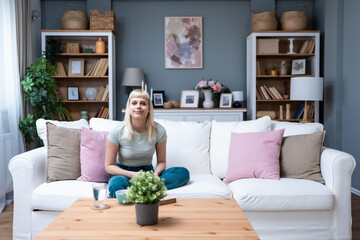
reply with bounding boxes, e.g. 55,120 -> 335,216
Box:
105,89 -> 189,198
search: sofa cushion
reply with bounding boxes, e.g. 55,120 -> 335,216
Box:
210,116 -> 272,179
77,127 -> 111,182
46,123 -> 81,183
271,120 -> 324,137
32,174 -> 231,211
89,117 -> 122,132
229,178 -> 334,211
166,174 -> 232,198
153,119 -> 212,174
36,118 -> 89,148
280,131 -> 325,184
224,129 -> 285,184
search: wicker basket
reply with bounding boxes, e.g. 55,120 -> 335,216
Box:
66,43 -> 80,53
60,4 -> 88,30
90,10 -> 116,31
251,10 -> 278,32
281,4 -> 308,31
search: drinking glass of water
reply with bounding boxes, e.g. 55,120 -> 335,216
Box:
92,183 -> 107,209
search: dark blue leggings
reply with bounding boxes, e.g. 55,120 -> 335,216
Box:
108,163 -> 190,198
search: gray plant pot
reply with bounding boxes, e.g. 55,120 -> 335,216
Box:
135,202 -> 159,226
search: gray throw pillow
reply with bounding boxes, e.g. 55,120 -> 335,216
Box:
46,122 -> 81,182
280,131 -> 325,184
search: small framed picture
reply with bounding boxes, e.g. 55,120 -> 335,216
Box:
67,86 -> 79,100
152,91 -> 165,108
219,93 -> 233,108
291,59 -> 306,75
180,90 -> 199,108
68,58 -> 85,76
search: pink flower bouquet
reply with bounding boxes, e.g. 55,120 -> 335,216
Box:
195,79 -> 230,96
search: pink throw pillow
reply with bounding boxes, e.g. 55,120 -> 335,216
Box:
77,127 -> 110,182
224,129 -> 285,184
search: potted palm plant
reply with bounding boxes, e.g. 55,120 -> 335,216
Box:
126,170 -> 167,226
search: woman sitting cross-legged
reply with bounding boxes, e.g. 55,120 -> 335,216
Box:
105,89 -> 190,198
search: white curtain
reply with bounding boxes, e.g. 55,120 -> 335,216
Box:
0,0 -> 25,214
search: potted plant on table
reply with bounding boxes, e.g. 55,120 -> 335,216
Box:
195,79 -> 231,108
126,170 -> 167,226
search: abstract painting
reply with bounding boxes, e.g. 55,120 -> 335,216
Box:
165,17 -> 203,69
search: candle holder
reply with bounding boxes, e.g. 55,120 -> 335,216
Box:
288,38 -> 295,54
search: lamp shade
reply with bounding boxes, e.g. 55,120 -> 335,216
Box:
290,77 -> 323,101
121,68 -> 144,87
232,91 -> 244,101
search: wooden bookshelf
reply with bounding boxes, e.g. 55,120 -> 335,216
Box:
41,30 -> 116,120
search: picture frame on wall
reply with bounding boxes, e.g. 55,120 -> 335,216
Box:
68,58 -> 85,76
165,16 -> 203,69
67,86 -> 79,101
152,91 -> 165,108
180,90 -> 199,108
219,93 -> 233,108
291,59 -> 306,75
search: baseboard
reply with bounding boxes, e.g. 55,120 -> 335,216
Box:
352,187 -> 360,196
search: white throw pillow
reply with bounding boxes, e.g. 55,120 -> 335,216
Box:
271,120 -> 324,137
153,119 -> 212,174
89,117 -> 122,132
36,118 -> 90,148
209,116 -> 272,179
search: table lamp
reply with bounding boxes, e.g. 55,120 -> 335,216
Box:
232,91 -> 243,108
122,68 -> 144,88
290,77 -> 323,122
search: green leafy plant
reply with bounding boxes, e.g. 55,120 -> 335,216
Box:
45,39 -> 62,65
126,171 -> 167,204
270,64 -> 277,70
19,55 -> 66,146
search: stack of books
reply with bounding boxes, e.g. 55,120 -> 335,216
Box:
256,85 -> 283,100
95,84 -> 109,101
86,58 -> 109,76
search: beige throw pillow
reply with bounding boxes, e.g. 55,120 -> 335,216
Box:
46,123 -> 81,182
280,131 -> 325,184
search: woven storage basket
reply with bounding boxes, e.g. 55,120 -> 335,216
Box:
281,4 -> 308,31
90,10 -> 116,30
251,10 -> 278,32
60,4 -> 88,30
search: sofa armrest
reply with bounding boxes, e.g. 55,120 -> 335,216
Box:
8,147 -> 47,240
320,147 -> 356,240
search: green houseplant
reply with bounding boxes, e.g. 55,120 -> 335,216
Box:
19,55 -> 66,146
126,170 -> 167,225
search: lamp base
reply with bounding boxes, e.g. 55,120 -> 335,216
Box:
232,101 -> 242,108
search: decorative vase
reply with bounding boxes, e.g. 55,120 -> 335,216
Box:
95,38 -> 105,53
135,203 -> 159,226
80,111 -> 88,120
202,90 -> 214,108
280,60 -> 287,75
270,70 -> 277,76
85,87 -> 98,100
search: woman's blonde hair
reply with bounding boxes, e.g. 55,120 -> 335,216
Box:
124,89 -> 156,141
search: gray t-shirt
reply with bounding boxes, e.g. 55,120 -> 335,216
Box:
108,121 -> 167,167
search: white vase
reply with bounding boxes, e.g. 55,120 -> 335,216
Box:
202,90 -> 214,108
85,88 -> 98,100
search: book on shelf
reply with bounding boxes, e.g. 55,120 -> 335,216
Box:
307,40 -> 315,54
269,87 -> 280,100
263,85 -> 276,100
256,61 -> 263,75
93,106 -> 104,118
96,86 -> 105,101
259,85 -> 270,100
299,40 -> 309,54
55,62 -> 66,76
86,60 -> 98,76
101,84 -> 109,101
294,105 -> 305,119
256,85 -> 262,100
99,58 -> 109,76
270,87 -> 283,99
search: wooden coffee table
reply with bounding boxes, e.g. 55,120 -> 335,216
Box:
35,198 -> 259,239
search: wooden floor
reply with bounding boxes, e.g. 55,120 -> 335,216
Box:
0,194 -> 360,239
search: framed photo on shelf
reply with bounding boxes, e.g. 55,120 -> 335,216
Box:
67,86 -> 79,101
68,58 -> 85,76
180,90 -> 199,108
152,91 -> 165,108
291,59 -> 306,75
219,93 -> 233,108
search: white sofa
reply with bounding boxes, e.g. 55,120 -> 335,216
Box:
9,117 -> 356,240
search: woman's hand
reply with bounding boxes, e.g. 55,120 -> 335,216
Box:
154,140 -> 167,176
